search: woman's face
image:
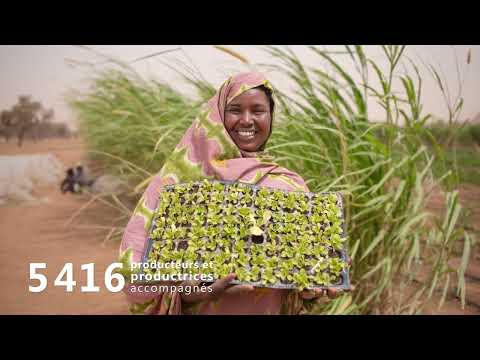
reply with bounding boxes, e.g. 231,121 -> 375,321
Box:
224,88 -> 272,152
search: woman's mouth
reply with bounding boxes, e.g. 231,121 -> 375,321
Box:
236,130 -> 256,140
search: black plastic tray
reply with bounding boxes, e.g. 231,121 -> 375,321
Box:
140,180 -> 350,290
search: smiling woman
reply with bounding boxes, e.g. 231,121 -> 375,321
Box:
118,72 -> 344,315
224,86 -> 273,153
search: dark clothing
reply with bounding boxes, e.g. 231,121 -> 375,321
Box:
61,168 -> 76,193
60,166 -> 94,194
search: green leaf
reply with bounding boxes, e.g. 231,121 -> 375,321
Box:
360,229 -> 386,261
250,226 -> 264,236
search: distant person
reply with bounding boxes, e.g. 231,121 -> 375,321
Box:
60,165 -> 95,194
60,168 -> 77,194
74,165 -> 95,188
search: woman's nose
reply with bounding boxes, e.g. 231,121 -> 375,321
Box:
239,111 -> 254,125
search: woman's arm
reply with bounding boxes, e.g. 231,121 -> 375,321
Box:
119,174 -> 183,314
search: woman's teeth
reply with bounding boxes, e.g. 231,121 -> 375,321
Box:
238,130 -> 255,139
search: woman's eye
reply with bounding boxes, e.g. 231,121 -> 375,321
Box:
228,109 -> 240,114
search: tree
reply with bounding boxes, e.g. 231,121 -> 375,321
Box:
31,108 -> 55,141
10,95 -> 43,146
0,110 -> 16,142
1,96 -> 60,145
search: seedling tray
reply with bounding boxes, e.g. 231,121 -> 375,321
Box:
141,180 -> 350,291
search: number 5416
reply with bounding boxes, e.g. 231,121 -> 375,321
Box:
29,263 -> 125,293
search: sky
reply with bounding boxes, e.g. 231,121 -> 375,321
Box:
1,45 -> 479,130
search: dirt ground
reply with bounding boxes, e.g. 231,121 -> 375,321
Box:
0,138 -> 129,314
0,138 -> 478,314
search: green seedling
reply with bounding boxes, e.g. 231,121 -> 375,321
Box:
149,180 -> 347,291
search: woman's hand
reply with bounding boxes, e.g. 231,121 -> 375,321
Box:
180,273 -> 255,304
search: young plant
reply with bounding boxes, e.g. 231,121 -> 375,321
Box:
295,198 -> 309,213
236,267 -> 252,282
238,207 -> 252,219
292,269 -> 311,291
210,191 -> 225,204
311,258 -> 329,273
254,195 -> 269,209
226,191 -> 240,204
258,188 -> 270,198
224,204 -> 236,217
280,245 -> 295,258
313,272 -> 331,287
207,212 -> 222,226
200,179 -> 214,192
212,182 -> 225,193
237,252 -> 250,267
262,267 -> 277,285
250,265 -> 261,282
272,190 -> 285,203
205,237 -> 218,251
251,252 -> 267,268
329,233 -> 345,251
240,193 -> 253,206
223,224 -> 238,239
269,199 -> 281,211
283,222 -> 296,234
284,193 -> 297,210
328,257 -> 346,276
276,263 -> 291,281
264,241 -> 277,256
312,246 -> 329,258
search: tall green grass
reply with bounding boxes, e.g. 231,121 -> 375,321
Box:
263,45 -> 471,314
69,45 -> 472,314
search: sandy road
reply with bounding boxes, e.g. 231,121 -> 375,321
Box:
0,138 -> 129,314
